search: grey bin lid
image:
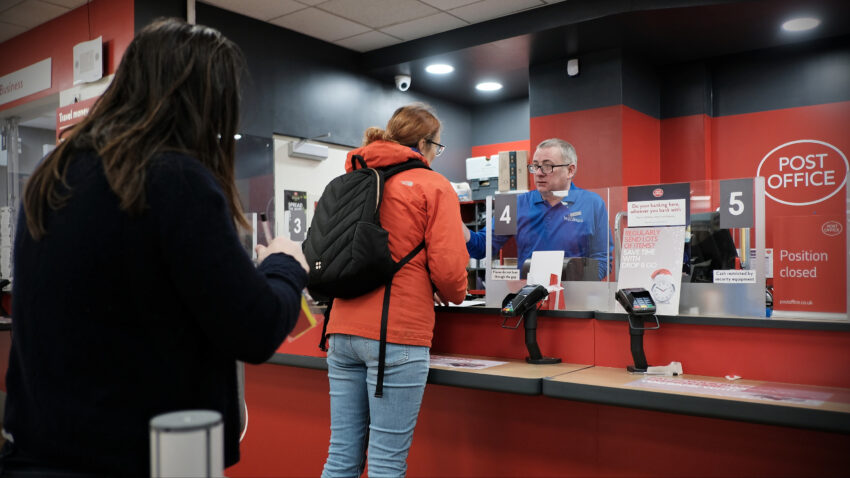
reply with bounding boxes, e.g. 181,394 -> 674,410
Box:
150,410 -> 222,433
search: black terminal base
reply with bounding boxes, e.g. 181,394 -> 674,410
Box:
626,365 -> 648,373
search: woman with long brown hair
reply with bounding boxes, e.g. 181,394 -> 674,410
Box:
0,18 -> 307,477
321,103 -> 468,477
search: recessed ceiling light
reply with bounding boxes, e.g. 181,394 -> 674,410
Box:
234,134 -> 242,140
782,17 -> 820,32
425,64 -> 454,74
475,82 -> 502,91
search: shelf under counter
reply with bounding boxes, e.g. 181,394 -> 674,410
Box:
267,352 -> 590,396
542,366 -> 850,434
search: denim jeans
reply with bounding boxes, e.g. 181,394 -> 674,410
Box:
321,334 -> 429,478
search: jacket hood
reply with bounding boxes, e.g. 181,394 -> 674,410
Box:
345,140 -> 427,172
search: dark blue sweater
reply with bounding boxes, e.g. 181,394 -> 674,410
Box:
3,151 -> 307,476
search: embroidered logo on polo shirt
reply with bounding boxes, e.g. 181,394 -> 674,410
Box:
564,211 -> 583,223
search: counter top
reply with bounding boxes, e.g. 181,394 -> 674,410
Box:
543,366 -> 850,434
268,352 -> 589,395
428,353 -> 590,395
268,353 -> 850,433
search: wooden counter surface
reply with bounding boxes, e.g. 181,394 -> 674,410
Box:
428,353 -> 590,395
543,366 -> 850,433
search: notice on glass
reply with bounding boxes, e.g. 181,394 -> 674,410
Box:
617,226 -> 686,316
430,355 -> 507,370
627,199 -> 687,227
772,215 -> 845,314
491,267 -> 520,281
713,270 -> 757,283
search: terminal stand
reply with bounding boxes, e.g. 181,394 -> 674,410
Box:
626,313 -> 660,372
501,285 -> 562,365
615,288 -> 660,373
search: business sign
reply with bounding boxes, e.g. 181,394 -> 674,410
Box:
756,140 -> 848,206
0,58 -> 52,106
772,215 -> 845,313
617,226 -> 686,316
626,182 -> 690,227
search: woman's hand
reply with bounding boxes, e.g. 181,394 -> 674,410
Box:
256,236 -> 309,274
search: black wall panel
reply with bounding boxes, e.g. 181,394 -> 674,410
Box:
197,3 -> 471,181
710,36 -> 850,117
660,62 -> 712,118
134,0 -> 184,33
622,53 -> 660,118
471,98 -> 530,146
529,49 -> 623,118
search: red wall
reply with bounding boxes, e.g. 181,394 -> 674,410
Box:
661,114 -> 712,183
0,0 -> 134,113
470,140 -> 530,158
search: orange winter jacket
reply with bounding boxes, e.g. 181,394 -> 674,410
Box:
325,140 -> 469,347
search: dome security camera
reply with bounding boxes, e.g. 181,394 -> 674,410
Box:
395,74 -> 411,91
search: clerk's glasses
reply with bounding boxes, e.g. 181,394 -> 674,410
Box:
528,162 -> 571,174
426,139 -> 446,156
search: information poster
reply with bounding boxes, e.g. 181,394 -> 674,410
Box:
618,226 -> 687,316
626,183 -> 690,227
772,215 -> 845,313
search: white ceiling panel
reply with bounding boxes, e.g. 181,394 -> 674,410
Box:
335,30 -> 401,52
449,0 -> 544,24
271,7 -> 370,43
42,0 -> 88,8
202,0 -> 304,22
380,12 -> 468,41
0,21 -> 27,43
0,0 -> 25,12
420,0 -> 478,9
2,0 -> 67,28
318,0 -> 438,29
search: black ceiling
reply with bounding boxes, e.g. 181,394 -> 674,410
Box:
360,0 -> 850,106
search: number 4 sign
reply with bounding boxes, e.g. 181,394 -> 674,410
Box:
719,178 -> 754,229
493,194 -> 518,236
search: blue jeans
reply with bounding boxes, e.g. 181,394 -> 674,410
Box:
321,334 -> 429,478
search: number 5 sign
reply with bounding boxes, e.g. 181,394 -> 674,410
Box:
719,178 -> 754,229
493,194 -> 518,236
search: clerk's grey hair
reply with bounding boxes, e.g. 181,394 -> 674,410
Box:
536,138 -> 577,167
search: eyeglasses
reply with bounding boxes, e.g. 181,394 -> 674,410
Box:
426,139 -> 446,156
528,163 -> 571,174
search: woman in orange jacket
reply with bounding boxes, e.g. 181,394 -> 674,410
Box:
321,103 -> 469,477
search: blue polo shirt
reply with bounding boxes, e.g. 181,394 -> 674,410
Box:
467,185 -> 613,279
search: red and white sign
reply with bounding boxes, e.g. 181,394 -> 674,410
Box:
56,96 -> 98,141
772,215 -> 845,314
0,58 -> 52,106
757,140 -> 848,206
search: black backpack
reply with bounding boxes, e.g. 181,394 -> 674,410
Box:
303,154 -> 430,397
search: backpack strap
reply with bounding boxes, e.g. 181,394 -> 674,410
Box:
318,298 -> 334,352
380,158 -> 431,179
375,240 -> 426,398
350,154 -> 368,170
